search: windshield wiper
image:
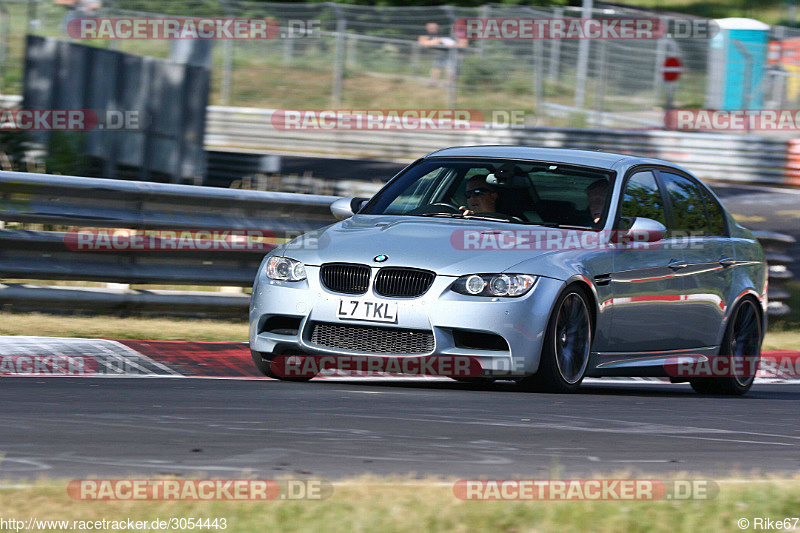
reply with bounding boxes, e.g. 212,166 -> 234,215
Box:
414,212 -> 464,218
519,222 -> 596,230
410,213 -> 593,229
461,214 -> 515,222
542,223 -> 594,230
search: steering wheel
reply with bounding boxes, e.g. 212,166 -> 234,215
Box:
427,202 -> 461,214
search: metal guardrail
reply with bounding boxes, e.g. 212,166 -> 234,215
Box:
0,170 -> 341,315
0,170 -> 338,232
0,171 -> 795,317
0,283 -> 251,318
205,106 -> 796,186
753,230 -> 797,317
0,94 -> 797,187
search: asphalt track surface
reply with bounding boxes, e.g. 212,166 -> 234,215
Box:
1,336 -> 799,481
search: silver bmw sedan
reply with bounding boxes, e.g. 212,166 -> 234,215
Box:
250,146 -> 767,395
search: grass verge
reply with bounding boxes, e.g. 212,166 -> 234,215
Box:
1,312 -> 799,350
763,330 -> 800,351
0,312 -> 249,342
0,475 -> 798,533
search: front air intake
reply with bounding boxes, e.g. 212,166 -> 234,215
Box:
319,263 -> 371,295
374,267 -> 435,298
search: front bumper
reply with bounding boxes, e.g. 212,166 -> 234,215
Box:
249,266 -> 565,376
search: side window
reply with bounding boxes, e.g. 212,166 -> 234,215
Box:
619,171 -> 667,228
661,172 -> 709,236
700,187 -> 727,236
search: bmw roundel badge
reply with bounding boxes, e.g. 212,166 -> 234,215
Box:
374,255 -> 388,263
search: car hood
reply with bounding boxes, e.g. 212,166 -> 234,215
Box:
284,214 -> 576,277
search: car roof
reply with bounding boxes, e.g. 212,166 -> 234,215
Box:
423,146 -> 638,170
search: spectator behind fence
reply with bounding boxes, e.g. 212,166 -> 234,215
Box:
418,22 -> 467,87
56,0 -> 102,37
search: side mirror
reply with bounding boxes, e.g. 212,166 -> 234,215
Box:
613,217 -> 667,244
330,197 -> 369,220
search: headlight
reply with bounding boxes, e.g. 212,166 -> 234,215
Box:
451,274 -> 537,297
266,256 -> 307,281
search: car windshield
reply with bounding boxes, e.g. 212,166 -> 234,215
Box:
361,157 -> 615,228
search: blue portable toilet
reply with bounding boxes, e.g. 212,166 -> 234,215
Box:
705,18 -> 769,110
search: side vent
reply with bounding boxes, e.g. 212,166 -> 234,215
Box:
594,274 -> 612,286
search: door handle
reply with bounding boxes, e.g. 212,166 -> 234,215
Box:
719,257 -> 736,268
668,259 -> 688,270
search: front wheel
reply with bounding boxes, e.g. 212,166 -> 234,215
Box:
251,350 -> 315,382
690,298 -> 761,396
519,287 -> 592,393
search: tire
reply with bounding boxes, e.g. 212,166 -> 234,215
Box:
690,298 -> 761,396
251,350 -> 315,382
519,287 -> 592,393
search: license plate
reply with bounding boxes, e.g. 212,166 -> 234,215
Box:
337,298 -> 398,324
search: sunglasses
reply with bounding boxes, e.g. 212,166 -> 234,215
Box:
465,188 -> 494,199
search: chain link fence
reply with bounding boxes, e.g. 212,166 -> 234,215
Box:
1,1 -> 799,128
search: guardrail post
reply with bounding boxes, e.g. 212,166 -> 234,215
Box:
548,7 -> 562,82
446,46 -> 457,109
477,4 -> 489,58
594,39 -> 607,126
653,36 -> 667,103
332,9 -> 346,108
221,40 -> 233,106
283,32 -> 295,65
220,0 -> 234,106
573,0 -> 593,109
733,40 -> 754,114
0,2 -> 8,92
533,31 -> 544,110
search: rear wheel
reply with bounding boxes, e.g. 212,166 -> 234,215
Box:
690,298 -> 761,396
519,287 -> 592,393
251,350 -> 315,382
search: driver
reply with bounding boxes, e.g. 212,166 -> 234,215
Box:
459,175 -> 499,216
585,179 -> 609,225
